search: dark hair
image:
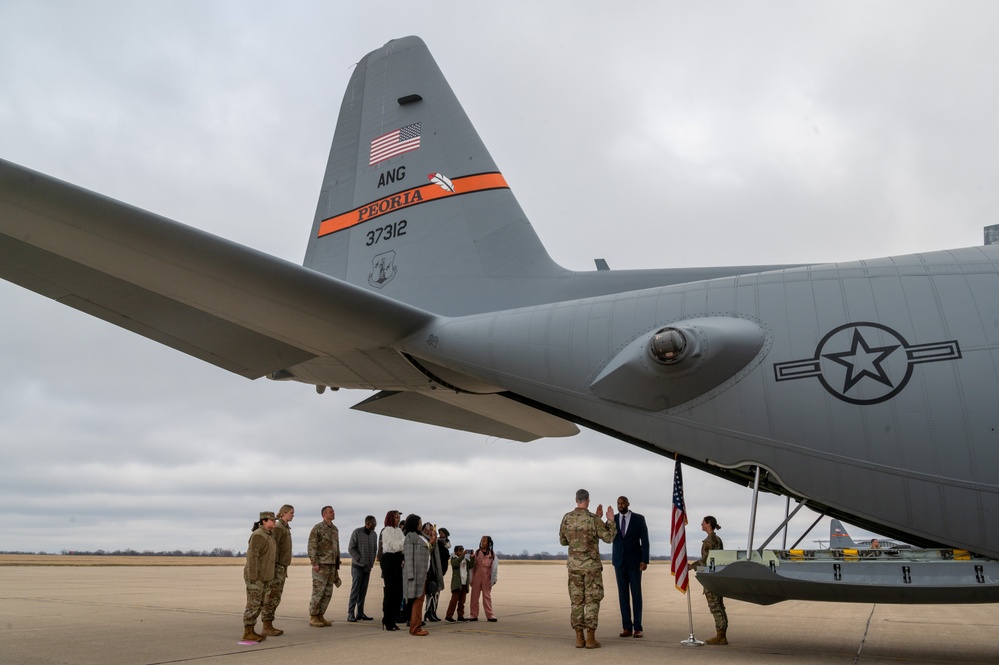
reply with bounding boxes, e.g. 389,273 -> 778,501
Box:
383,510 -> 400,527
403,513 -> 422,534
575,488 -> 589,503
252,521 -> 262,531
703,515 -> 721,531
321,505 -> 333,516
439,527 -> 450,538
479,535 -> 494,555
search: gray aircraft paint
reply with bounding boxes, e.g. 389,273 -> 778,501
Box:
1,36 -> 998,593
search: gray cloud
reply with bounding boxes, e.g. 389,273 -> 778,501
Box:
2,1 -> 995,556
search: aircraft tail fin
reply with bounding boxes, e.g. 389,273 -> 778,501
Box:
303,36 -> 563,315
829,519 -> 859,549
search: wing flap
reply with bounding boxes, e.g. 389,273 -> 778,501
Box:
351,390 -> 579,442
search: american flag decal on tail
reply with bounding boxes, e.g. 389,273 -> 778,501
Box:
369,123 -> 422,165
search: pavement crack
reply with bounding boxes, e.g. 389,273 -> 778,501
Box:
854,604 -> 876,664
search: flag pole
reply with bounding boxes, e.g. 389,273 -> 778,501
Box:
672,456 -> 703,647
680,589 -> 703,647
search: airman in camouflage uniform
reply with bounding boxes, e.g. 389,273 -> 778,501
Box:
308,505 -> 341,627
558,488 -> 616,649
689,515 -> 728,645
242,511 -> 277,642
260,504 -> 294,636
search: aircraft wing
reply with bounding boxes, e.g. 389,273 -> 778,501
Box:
0,158 -> 435,379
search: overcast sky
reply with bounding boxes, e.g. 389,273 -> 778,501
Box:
1,2 -> 997,557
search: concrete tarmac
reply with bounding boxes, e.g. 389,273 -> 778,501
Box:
2,560 -> 998,665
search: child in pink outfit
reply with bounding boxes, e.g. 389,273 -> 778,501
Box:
468,535 -> 498,621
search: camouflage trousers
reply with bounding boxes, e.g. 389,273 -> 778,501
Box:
261,563 -> 287,621
704,590 -> 728,631
567,567 -> 604,630
243,579 -> 267,626
310,564 -> 336,616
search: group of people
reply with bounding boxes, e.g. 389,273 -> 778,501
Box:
375,510 -> 498,635
559,489 -> 728,649
243,495 -> 729,648
242,504 -> 346,640
241,505 -> 499,641
242,505 -> 295,642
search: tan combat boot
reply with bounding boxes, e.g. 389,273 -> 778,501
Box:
574,628 -> 585,648
319,614 -> 332,626
585,627 -> 601,649
309,615 -> 326,628
261,620 -> 283,636
705,629 -> 728,645
242,625 -> 266,641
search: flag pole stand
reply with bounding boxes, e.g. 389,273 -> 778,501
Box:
679,589 -> 703,646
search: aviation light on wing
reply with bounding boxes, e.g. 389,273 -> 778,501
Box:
588,317 -> 767,411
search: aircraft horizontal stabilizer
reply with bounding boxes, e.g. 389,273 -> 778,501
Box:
0,159 -> 435,379
351,390 -> 579,442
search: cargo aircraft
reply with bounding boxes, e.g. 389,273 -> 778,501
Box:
2,36 -> 998,603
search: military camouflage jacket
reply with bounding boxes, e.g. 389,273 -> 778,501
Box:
559,507 -> 617,571
273,518 -> 292,568
693,532 -> 724,569
244,526 -> 277,582
308,520 -> 341,566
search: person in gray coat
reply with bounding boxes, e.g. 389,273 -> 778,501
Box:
347,515 -> 378,622
402,513 -> 436,636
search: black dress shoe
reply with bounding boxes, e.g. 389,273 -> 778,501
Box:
445,617 -> 457,623
359,614 -> 374,621
382,623 -> 400,631
347,616 -> 357,622
487,617 -> 498,622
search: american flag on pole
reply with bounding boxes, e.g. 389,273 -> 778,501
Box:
369,122 -> 422,165
670,459 -> 689,593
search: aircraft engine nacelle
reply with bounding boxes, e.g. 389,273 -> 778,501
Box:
587,316 -> 766,411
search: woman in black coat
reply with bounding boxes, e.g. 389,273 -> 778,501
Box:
377,510 -> 404,631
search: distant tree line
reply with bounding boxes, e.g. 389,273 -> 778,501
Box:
59,548 -> 242,557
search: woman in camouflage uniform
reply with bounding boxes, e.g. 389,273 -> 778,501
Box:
689,515 -> 728,645
242,511 -> 277,642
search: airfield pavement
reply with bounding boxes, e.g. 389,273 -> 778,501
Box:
1,556 -> 997,665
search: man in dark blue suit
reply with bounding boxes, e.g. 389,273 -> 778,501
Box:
612,496 -> 650,638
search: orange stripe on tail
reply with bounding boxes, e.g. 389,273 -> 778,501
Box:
317,172 -> 509,238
